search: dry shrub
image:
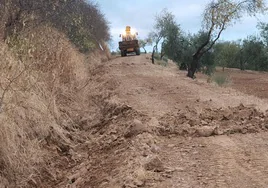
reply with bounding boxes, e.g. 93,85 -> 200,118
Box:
0,0 -> 110,52
211,72 -> 231,86
0,24 -> 108,187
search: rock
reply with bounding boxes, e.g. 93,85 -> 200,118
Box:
124,119 -> 147,138
144,156 -> 165,172
176,167 -> 185,172
167,144 -> 175,148
241,128 -> 247,134
201,120 -> 209,125
134,179 -> 145,187
196,126 -> 215,137
150,144 -> 160,154
213,126 -> 224,135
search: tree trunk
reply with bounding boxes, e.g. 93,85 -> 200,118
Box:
187,55 -> 199,78
160,52 -> 165,59
143,47 -> 147,54
152,48 -> 155,64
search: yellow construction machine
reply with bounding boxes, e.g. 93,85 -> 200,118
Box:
119,26 -> 140,57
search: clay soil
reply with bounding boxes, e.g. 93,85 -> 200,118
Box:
228,68 -> 268,99
58,55 -> 268,188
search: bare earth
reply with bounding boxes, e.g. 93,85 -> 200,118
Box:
62,54 -> 268,188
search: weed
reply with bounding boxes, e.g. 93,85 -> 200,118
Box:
211,72 -> 231,86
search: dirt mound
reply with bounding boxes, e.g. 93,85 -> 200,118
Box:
56,100 -> 156,187
57,98 -> 183,188
157,104 -> 268,137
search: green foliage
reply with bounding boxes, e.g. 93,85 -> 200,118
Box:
258,22 -> 268,46
200,51 -> 216,75
174,31 -> 215,74
186,0 -> 267,78
214,41 -> 241,69
161,23 -> 183,62
241,35 -> 268,71
149,9 -> 177,53
150,3 -> 268,74
139,39 -> 152,53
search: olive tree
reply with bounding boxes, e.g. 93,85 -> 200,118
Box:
258,22 -> 268,46
161,23 -> 183,62
139,38 -> 152,53
187,0 -> 267,78
149,9 -> 177,64
214,41 -> 241,71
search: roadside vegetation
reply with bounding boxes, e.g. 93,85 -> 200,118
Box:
0,0 -> 110,187
147,0 -> 268,78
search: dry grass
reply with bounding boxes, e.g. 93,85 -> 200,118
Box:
0,25 -> 109,187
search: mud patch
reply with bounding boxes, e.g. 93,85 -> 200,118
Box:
157,104 -> 268,137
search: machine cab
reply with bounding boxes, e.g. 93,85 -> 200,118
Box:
119,26 -> 138,41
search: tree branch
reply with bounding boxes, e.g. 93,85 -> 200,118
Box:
193,22 -> 214,57
202,22 -> 226,55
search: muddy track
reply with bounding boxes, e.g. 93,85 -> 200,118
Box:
64,54 -> 268,188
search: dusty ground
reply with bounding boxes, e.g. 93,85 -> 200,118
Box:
227,69 -> 268,99
59,54 -> 268,188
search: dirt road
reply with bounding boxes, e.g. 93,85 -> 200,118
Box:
63,54 -> 268,188
105,55 -> 268,188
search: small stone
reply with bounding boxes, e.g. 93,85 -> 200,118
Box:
176,167 -> 185,172
241,128 -> 247,134
201,120 -> 209,125
112,115 -> 118,119
167,144 -> 175,148
124,119 -> 147,138
196,126 -> 215,137
134,180 -> 145,187
214,127 -> 224,135
144,156 -> 165,172
151,144 -> 160,154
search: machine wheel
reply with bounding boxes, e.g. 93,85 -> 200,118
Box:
136,48 -> 141,55
121,50 -> 125,57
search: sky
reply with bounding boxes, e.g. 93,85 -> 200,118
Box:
97,0 -> 268,51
